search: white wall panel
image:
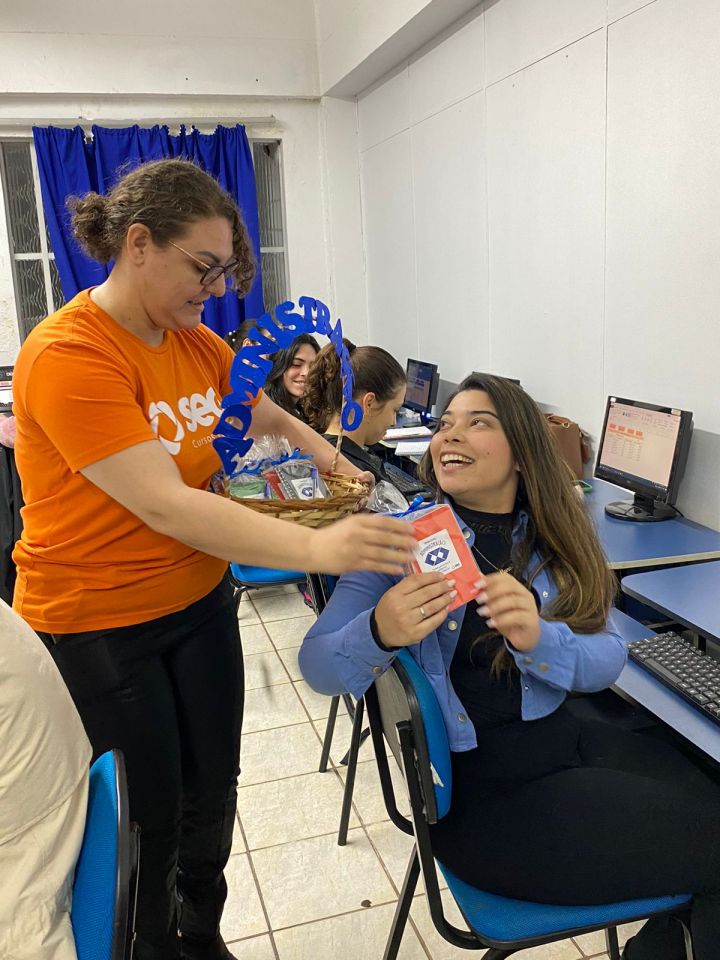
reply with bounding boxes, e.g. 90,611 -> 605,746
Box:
409,14 -> 485,125
320,97 -> 368,344
607,0 -> 656,24
361,133 -> 418,364
486,30 -> 606,433
412,94 -> 488,383
358,67 -> 411,152
484,0 -> 605,86
605,0 -> 720,525
605,0 -> 720,431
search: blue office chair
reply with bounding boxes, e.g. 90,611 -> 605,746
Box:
71,749 -> 139,960
229,563 -> 306,614
365,650 -> 694,960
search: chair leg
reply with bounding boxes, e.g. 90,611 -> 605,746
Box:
342,692 -> 355,720
337,697 -> 365,846
233,585 -> 247,617
338,726 -> 371,766
606,927 -> 621,960
678,918 -> 695,960
319,695 -> 340,773
383,850 -> 420,960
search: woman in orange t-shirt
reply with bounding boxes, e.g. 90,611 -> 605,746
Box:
12,159 -> 415,960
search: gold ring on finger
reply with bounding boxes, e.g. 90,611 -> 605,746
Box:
420,606 -> 427,618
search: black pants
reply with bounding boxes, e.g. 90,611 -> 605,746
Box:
40,574 -> 243,960
430,709 -> 720,960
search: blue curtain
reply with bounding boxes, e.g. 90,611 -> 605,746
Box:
32,124 -> 264,337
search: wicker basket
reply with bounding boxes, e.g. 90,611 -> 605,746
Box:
225,472 -> 368,528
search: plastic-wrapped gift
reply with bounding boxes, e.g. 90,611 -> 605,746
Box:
271,460 -> 329,500
227,473 -> 271,500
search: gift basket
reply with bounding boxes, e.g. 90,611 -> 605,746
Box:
212,297 -> 368,528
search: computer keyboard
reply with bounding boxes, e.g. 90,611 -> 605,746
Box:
628,632 -> 720,725
382,462 -> 431,498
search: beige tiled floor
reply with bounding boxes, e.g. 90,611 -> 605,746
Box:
224,584 -> 643,960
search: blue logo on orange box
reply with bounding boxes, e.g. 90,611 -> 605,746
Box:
424,547 -> 449,566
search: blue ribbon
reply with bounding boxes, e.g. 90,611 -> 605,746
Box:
235,448 -> 311,477
392,495 -> 431,518
213,297 -> 363,477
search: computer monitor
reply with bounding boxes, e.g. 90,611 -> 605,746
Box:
404,359 -> 439,418
594,396 -> 693,522
0,366 -> 13,414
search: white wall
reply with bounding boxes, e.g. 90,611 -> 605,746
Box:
314,0 -> 485,96
0,0 -> 319,97
357,0 -> 720,529
318,98 -> 369,344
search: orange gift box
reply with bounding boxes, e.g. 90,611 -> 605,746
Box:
406,504 -> 482,612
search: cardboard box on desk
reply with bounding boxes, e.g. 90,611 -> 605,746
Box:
406,504 -> 482,612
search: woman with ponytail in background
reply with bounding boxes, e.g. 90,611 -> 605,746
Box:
303,339 -> 406,481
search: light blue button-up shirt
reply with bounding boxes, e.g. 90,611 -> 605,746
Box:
299,507 -> 627,752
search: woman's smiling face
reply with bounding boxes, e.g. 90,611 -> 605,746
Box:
430,389 -> 519,512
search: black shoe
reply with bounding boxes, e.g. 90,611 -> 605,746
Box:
179,934 -> 237,960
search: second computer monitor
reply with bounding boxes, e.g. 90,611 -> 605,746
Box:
594,396 -> 693,522
404,359 -> 439,417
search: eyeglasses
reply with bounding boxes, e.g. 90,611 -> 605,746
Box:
167,240 -> 239,288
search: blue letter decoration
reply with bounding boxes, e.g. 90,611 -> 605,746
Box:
213,297 -> 363,477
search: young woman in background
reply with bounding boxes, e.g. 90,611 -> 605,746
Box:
303,339 -> 406,481
264,333 -> 320,418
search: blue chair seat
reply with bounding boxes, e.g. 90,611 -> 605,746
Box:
229,563 -> 305,586
441,864 -> 691,944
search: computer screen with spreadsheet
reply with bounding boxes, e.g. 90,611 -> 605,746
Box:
594,396 -> 693,522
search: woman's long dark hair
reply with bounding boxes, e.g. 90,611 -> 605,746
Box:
264,334 -> 320,416
420,374 -> 616,670
302,339 -> 406,432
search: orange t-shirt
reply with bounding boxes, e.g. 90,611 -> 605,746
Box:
12,289 -> 250,633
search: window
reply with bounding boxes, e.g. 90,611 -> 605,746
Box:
252,140 -> 290,312
0,140 -> 64,342
0,136 -> 290,342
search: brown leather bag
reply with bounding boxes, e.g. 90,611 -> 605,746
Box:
544,414 -> 592,481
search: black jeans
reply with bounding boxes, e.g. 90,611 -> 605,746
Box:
40,574 -> 243,960
430,711 -> 720,960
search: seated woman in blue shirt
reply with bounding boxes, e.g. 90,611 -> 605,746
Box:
300,374 -> 720,960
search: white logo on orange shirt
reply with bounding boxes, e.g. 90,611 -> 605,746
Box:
148,388 -> 223,456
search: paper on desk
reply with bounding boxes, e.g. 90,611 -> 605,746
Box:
384,425 -> 432,440
396,439 -> 431,456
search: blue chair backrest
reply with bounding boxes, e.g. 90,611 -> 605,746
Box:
395,649 -> 453,819
71,751 -> 119,960
229,563 -> 305,586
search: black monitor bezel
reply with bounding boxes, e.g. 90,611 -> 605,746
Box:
593,395 -> 693,506
404,359 -> 439,416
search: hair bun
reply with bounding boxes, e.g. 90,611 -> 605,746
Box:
68,192 -> 116,262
